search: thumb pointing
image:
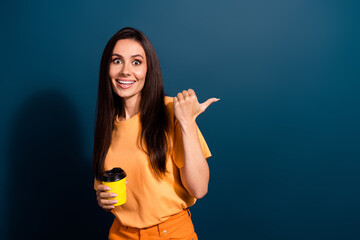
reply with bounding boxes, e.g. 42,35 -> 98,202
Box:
200,98 -> 220,113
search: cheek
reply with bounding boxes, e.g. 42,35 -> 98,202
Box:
134,66 -> 147,80
109,66 -> 117,78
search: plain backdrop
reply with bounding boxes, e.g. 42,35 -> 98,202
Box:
1,0 -> 359,239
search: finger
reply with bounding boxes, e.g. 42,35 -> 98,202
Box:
99,202 -> 115,210
100,198 -> 118,205
177,92 -> 184,102
200,98 -> 220,112
188,89 -> 197,100
104,205 -> 115,210
182,90 -> 189,99
97,184 -> 111,192
100,192 -> 118,199
103,205 -> 115,210
173,96 -> 178,104
96,186 -> 111,197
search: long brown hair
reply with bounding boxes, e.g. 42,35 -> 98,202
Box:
93,27 -> 170,180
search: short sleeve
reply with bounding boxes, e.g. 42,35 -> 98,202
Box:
171,121 -> 212,169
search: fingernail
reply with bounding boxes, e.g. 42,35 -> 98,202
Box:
112,200 -> 118,204
111,194 -> 118,197
105,187 -> 111,191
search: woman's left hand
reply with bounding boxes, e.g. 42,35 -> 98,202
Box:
174,89 -> 219,126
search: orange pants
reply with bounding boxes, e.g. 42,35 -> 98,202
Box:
108,209 -> 198,240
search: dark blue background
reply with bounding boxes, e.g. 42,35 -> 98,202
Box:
1,0 -> 359,239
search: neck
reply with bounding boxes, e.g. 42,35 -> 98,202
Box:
122,95 -> 141,119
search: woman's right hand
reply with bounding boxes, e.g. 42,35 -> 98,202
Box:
96,184 -> 118,212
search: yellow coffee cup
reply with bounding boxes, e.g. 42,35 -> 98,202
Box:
101,168 -> 127,206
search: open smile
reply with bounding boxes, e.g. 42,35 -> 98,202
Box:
116,79 -> 136,89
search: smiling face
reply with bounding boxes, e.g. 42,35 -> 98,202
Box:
109,39 -> 147,103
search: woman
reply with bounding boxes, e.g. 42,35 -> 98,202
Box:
93,27 -> 219,240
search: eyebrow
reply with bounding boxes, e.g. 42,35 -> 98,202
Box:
112,53 -> 144,59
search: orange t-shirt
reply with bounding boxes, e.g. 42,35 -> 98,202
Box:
94,96 -> 211,228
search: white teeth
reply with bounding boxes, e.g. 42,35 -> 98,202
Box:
117,80 -> 135,85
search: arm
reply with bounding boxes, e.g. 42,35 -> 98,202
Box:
174,89 -> 219,199
179,121 -> 209,199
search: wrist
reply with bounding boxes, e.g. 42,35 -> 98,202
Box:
178,120 -> 197,134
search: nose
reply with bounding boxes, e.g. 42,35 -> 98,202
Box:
119,62 -> 131,76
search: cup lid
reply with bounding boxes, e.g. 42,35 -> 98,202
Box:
101,168 -> 126,182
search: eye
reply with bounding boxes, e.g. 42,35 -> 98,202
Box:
113,58 -> 122,64
133,60 -> 141,65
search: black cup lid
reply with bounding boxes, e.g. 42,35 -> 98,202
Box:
101,168 -> 126,182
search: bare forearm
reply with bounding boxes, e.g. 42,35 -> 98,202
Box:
179,121 -> 209,199
173,89 -> 218,199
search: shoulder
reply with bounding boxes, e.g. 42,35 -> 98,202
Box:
164,96 -> 174,105
164,96 -> 174,111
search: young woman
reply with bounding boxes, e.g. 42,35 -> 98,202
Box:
93,27 -> 218,240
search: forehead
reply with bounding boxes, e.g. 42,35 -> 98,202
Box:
112,39 -> 146,56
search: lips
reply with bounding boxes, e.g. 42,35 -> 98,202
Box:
116,79 -> 136,89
